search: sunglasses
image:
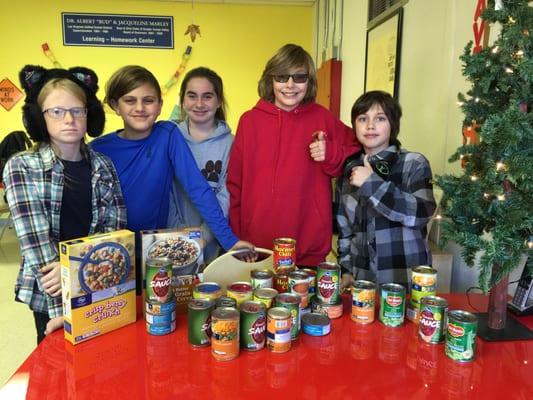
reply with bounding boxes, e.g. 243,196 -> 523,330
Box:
272,73 -> 309,84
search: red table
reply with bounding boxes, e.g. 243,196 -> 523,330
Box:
2,294 -> 532,399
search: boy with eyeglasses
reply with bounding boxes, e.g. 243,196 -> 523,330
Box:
227,44 -> 360,269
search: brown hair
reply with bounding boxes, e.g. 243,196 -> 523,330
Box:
105,65 -> 161,107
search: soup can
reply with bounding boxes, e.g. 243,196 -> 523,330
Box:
300,268 -> 317,301
410,266 -> 437,308
419,296 -> 448,344
211,307 -> 240,361
215,296 -> 237,309
316,262 -> 341,304
273,238 -> 296,274
351,280 -> 376,324
273,273 -> 289,293
145,257 -> 173,303
445,310 -> 477,362
288,270 -> 309,309
226,282 -> 253,307
193,282 -> 222,300
311,297 -> 343,319
253,287 -> 278,309
275,293 -> 301,340
251,269 -> 273,289
266,307 -> 292,353
240,300 -> 267,351
188,298 -> 214,347
379,283 -> 406,327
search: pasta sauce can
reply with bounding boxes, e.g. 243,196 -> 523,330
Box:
240,300 -> 267,351
188,298 -> 214,347
211,307 -> 240,361
419,296 -> 448,344
145,257 -> 173,303
273,238 -> 296,274
316,262 -> 341,304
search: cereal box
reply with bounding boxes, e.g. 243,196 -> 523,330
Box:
141,228 -> 205,313
60,230 -> 137,345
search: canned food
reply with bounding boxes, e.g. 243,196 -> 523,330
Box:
273,273 -> 289,293
251,269 -> 273,289
215,296 -> 237,309
146,320 -> 176,336
419,296 -> 448,344
266,307 -> 292,353
193,282 -> 222,300
145,298 -> 176,315
410,266 -> 437,308
240,300 -> 267,351
226,282 -> 253,307
379,283 -> 406,327
311,297 -> 343,319
211,307 -> 240,361
302,313 -> 330,336
316,262 -> 341,304
188,298 -> 214,347
288,270 -> 309,309
351,280 -> 376,324
145,257 -> 173,303
445,310 -> 477,362
253,287 -> 278,309
275,293 -> 301,340
146,310 -> 176,325
273,238 -> 296,274
300,268 -> 317,301
406,302 -> 421,323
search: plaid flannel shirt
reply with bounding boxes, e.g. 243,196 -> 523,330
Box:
336,146 -> 436,285
3,144 -> 127,318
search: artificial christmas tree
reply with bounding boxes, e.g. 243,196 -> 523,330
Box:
435,0 -> 532,339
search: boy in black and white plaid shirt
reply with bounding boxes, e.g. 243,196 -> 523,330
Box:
336,91 -> 436,289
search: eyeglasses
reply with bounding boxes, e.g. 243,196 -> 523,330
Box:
42,107 -> 88,119
272,73 -> 309,84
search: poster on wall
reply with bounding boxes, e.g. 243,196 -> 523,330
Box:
62,13 -> 174,49
364,8 -> 403,98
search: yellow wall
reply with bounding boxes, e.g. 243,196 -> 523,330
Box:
0,0 -> 313,140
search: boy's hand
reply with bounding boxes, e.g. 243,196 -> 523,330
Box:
309,131 -> 326,162
349,155 -> 373,187
341,273 -> 354,291
41,262 -> 62,297
45,317 -> 64,336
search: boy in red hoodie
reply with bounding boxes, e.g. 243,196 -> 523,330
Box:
227,44 -> 360,267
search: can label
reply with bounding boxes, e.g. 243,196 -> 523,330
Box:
410,267 -> 437,308
188,299 -> 214,347
351,280 -> 376,324
273,238 -> 296,274
146,320 -> 176,336
379,283 -> 405,327
146,299 -> 176,315
266,307 -> 292,353
316,262 -> 340,304
275,293 -> 301,340
289,270 -> 309,309
445,311 -> 477,362
251,269 -> 273,289
419,297 -> 448,344
146,258 -> 173,303
273,273 -> 289,293
240,301 -> 266,351
146,310 -> 176,325
211,308 -> 240,361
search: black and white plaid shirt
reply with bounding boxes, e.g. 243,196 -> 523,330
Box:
335,146 -> 436,285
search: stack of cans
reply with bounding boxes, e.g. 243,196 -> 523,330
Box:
407,266 -> 438,323
145,257 -> 177,335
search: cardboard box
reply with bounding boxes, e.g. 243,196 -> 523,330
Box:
60,230 -> 137,345
141,228 -> 205,313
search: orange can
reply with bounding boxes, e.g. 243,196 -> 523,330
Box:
211,307 -> 240,361
351,280 -> 376,324
266,307 -> 292,353
273,238 -> 296,274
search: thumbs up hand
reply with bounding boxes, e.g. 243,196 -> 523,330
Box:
349,154 -> 374,187
309,130 -> 327,162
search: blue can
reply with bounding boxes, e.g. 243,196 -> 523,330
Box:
302,313 -> 330,336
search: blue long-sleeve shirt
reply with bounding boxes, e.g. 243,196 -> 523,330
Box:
91,121 -> 238,250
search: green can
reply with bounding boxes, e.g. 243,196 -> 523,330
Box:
445,310 -> 477,362
145,257 -> 173,303
379,283 -> 406,327
316,262 -> 341,304
275,293 -> 301,340
419,296 -> 448,344
188,298 -> 214,347
240,300 -> 266,351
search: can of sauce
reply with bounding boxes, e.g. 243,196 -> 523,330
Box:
273,238 -> 296,274
273,273 -> 289,293
266,307 -> 292,353
226,282 -> 253,307
379,283 -> 406,327
275,293 -> 301,340
145,257 -> 173,303
211,307 -> 240,361
288,270 -> 309,309
316,262 -> 341,304
445,310 -> 477,362
193,282 -> 222,300
410,266 -> 437,308
419,296 -> 448,344
351,280 -> 376,324
188,298 -> 214,347
300,268 -> 317,301
253,287 -> 278,309
215,296 -> 237,309
250,269 -> 273,289
240,300 -> 267,351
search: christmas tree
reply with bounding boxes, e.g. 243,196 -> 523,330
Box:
435,0 -> 532,293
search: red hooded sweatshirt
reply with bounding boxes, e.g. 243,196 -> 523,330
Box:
228,99 -> 360,266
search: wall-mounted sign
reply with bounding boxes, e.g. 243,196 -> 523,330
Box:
0,79 -> 24,111
62,13 -> 174,49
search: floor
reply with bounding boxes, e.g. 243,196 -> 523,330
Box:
0,215 -> 35,386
